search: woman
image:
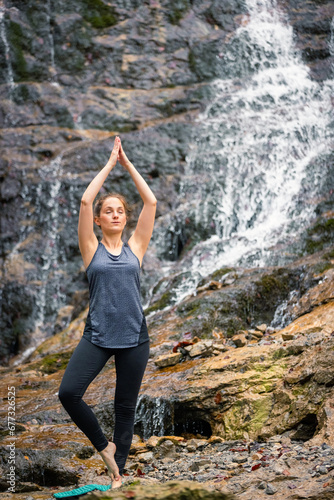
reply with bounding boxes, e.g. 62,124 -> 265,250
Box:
58,136 -> 157,488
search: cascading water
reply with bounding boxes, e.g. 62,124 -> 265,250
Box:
134,396 -> 174,440
0,7 -> 14,91
10,154 -> 79,363
46,0 -> 56,80
154,0 -> 334,304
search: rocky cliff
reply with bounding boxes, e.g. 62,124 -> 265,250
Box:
1,1 -> 334,498
1,0 -> 333,363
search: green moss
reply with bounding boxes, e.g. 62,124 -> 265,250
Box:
177,300 -> 201,316
305,218 -> 334,254
312,261 -> 334,274
211,268 -> 235,280
225,317 -> 246,337
224,395 -> 272,439
252,363 -> 269,373
272,348 -> 289,360
253,382 -> 275,393
188,49 -> 196,72
324,248 -> 334,260
144,292 -> 172,315
167,0 -> 190,25
30,352 -> 73,374
81,0 -> 117,29
8,21 -> 28,81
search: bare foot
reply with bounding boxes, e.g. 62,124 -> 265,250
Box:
99,442 -> 120,481
112,477 -> 123,489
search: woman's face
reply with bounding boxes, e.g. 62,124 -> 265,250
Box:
95,197 -> 127,234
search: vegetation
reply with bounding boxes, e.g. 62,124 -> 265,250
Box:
81,0 -> 117,29
29,352 -> 73,374
167,0 -> 190,25
144,292 -> 173,315
8,21 -> 28,81
305,217 -> 334,254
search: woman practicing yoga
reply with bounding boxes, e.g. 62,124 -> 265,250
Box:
58,136 -> 157,488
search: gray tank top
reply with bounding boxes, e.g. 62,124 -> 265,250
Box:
82,242 -> 148,348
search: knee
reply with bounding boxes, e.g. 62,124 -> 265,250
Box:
114,399 -> 136,420
58,383 -> 77,406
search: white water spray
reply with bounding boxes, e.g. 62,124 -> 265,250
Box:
0,7 -> 14,90
156,0 -> 334,304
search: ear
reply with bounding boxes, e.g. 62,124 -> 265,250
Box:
94,216 -> 101,227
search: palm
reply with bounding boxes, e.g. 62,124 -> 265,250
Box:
118,143 -> 130,168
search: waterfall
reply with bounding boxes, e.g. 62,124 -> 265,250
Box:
33,156 -> 66,336
135,396 -> 174,440
0,6 -> 14,90
11,155 -> 74,364
46,0 -> 56,80
154,0 -> 334,304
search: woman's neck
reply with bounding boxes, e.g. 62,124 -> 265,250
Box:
101,235 -> 123,251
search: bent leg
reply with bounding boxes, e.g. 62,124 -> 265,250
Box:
113,341 -> 150,475
58,337 -> 111,451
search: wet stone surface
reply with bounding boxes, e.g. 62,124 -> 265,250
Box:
122,437 -> 334,498
1,433 -> 334,498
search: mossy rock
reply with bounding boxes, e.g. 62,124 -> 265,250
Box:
83,480 -> 236,499
167,0 -> 191,25
29,351 -> 73,374
223,395 -> 273,439
238,268 -> 300,326
305,217 -> 334,254
81,0 -> 118,29
12,83 -> 40,105
144,291 -> 173,315
7,20 -> 29,81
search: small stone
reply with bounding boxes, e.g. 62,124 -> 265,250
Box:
184,341 -> 213,358
154,352 -> 182,368
189,462 -> 200,472
157,436 -> 185,446
318,466 -> 328,474
282,333 -> 295,341
197,280 -> 222,292
281,437 -> 291,447
266,483 -> 277,495
232,333 -> 247,347
146,435 -> 160,448
258,481 -> 266,489
208,435 -> 224,444
137,451 -> 154,462
249,329 -> 264,339
187,438 -> 208,449
256,324 -> 268,333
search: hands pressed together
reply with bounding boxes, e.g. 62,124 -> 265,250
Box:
109,136 -> 131,170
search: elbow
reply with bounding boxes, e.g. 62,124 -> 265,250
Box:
151,195 -> 157,206
145,197 -> 157,207
80,196 -> 91,206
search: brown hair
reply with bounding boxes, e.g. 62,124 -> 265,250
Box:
94,193 -> 132,218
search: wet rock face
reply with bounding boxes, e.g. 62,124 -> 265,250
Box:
279,0 -> 334,81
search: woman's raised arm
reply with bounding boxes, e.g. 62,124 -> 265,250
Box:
118,140 -> 157,266
78,136 -> 121,268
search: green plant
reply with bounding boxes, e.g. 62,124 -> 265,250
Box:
81,0 -> 117,29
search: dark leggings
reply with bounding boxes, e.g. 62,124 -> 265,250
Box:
58,337 -> 149,475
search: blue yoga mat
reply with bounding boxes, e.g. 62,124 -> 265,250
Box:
53,484 -> 111,498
